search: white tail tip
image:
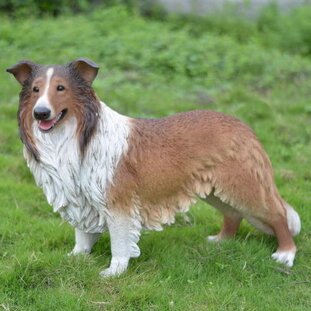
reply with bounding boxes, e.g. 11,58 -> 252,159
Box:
285,203 -> 301,237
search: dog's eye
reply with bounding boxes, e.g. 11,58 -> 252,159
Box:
33,86 -> 39,93
57,85 -> 65,91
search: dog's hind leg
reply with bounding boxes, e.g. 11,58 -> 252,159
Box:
270,216 -> 297,267
100,209 -> 142,277
208,213 -> 242,242
203,194 -> 242,242
69,228 -> 101,255
246,198 -> 298,267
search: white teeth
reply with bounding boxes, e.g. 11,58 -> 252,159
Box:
56,111 -> 63,122
52,111 -> 63,125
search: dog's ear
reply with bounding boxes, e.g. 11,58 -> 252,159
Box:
6,60 -> 38,85
69,58 -> 99,85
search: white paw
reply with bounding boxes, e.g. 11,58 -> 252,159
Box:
207,235 -> 221,243
67,245 -> 91,256
99,257 -> 129,278
272,250 -> 296,267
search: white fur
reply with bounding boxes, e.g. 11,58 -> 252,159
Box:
245,216 -> 274,235
69,228 -> 101,255
25,102 -> 131,234
272,249 -> 296,267
25,102 -> 144,276
100,209 -> 141,277
24,99 -> 301,276
33,67 -> 55,117
207,235 -> 222,242
285,202 -> 301,236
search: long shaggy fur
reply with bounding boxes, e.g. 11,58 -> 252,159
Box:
7,58 -> 301,276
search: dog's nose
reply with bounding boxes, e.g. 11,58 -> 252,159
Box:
33,106 -> 51,120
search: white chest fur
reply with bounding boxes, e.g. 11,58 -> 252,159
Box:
24,103 -> 131,233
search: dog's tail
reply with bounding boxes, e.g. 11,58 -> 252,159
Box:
284,201 -> 301,237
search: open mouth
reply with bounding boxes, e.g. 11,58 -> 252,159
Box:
38,109 -> 67,132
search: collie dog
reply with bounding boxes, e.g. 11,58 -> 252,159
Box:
7,58 -> 301,277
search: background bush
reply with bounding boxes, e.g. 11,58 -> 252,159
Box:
1,0 -> 311,59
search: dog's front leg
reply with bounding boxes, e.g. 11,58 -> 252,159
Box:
100,209 -> 141,277
69,228 -> 101,255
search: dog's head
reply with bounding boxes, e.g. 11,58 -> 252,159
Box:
7,58 -> 101,159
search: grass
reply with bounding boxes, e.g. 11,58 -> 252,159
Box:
1,5 -> 311,311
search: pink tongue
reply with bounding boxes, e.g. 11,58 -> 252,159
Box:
39,120 -> 54,131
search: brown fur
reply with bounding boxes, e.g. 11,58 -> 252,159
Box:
108,110 -> 296,252
10,62 -> 100,160
7,59 -> 298,267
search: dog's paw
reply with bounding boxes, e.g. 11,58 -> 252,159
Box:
271,250 -> 295,267
207,235 -> 222,243
99,257 -> 129,278
67,245 -> 91,256
100,267 -> 122,278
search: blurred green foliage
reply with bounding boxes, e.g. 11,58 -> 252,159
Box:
0,0 -> 140,17
0,0 -> 95,17
1,1 -> 311,59
164,3 -> 311,58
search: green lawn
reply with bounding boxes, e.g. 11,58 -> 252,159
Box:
0,5 -> 311,311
